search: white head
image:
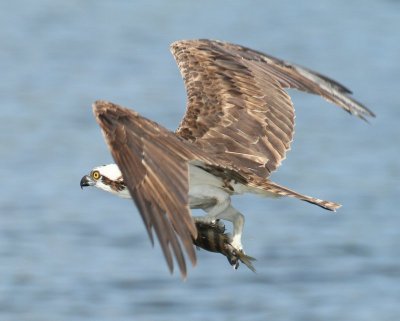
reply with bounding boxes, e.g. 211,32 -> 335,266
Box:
80,164 -> 131,198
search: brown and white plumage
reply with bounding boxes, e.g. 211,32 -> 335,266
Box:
171,39 -> 374,177
83,39 -> 374,279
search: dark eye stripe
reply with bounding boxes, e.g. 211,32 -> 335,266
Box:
101,176 -> 126,191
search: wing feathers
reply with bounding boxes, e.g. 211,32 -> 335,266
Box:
171,39 -> 373,177
93,100 -> 199,278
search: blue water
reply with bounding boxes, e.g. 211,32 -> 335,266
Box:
1,1 -> 400,320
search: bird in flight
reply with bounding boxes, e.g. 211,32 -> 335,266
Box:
80,39 -> 374,278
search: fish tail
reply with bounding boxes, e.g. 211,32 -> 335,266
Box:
237,251 -> 257,273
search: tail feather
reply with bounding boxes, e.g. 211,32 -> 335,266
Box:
249,178 -> 341,211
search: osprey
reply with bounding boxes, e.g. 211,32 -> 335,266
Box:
80,39 -> 374,278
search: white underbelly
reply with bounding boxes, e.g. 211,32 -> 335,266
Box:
188,163 -> 278,207
188,164 -> 224,209
188,164 -> 223,188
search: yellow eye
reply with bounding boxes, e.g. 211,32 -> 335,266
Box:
91,170 -> 100,180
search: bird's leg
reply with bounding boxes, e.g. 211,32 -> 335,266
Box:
212,205 -> 245,252
189,185 -> 244,250
189,185 -> 231,227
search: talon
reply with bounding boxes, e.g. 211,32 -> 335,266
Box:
230,239 -> 243,253
214,219 -> 226,233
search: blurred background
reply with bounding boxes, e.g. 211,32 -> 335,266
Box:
1,1 -> 399,320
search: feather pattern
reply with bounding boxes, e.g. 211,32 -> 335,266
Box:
171,39 -> 375,177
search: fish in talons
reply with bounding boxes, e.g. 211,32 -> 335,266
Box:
193,219 -> 256,272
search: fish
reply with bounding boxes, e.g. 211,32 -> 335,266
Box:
193,219 -> 256,272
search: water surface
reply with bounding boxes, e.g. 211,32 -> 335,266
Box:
1,1 -> 399,320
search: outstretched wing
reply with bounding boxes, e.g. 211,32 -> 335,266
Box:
171,39 -> 374,177
93,100 -> 202,278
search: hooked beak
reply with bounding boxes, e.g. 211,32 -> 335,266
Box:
80,175 -> 95,189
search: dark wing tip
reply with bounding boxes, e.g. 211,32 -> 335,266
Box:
343,96 -> 376,122
92,99 -> 111,114
92,100 -> 118,131
170,39 -> 219,54
92,100 -> 140,129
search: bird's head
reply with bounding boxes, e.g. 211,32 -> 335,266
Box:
80,164 -> 131,198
